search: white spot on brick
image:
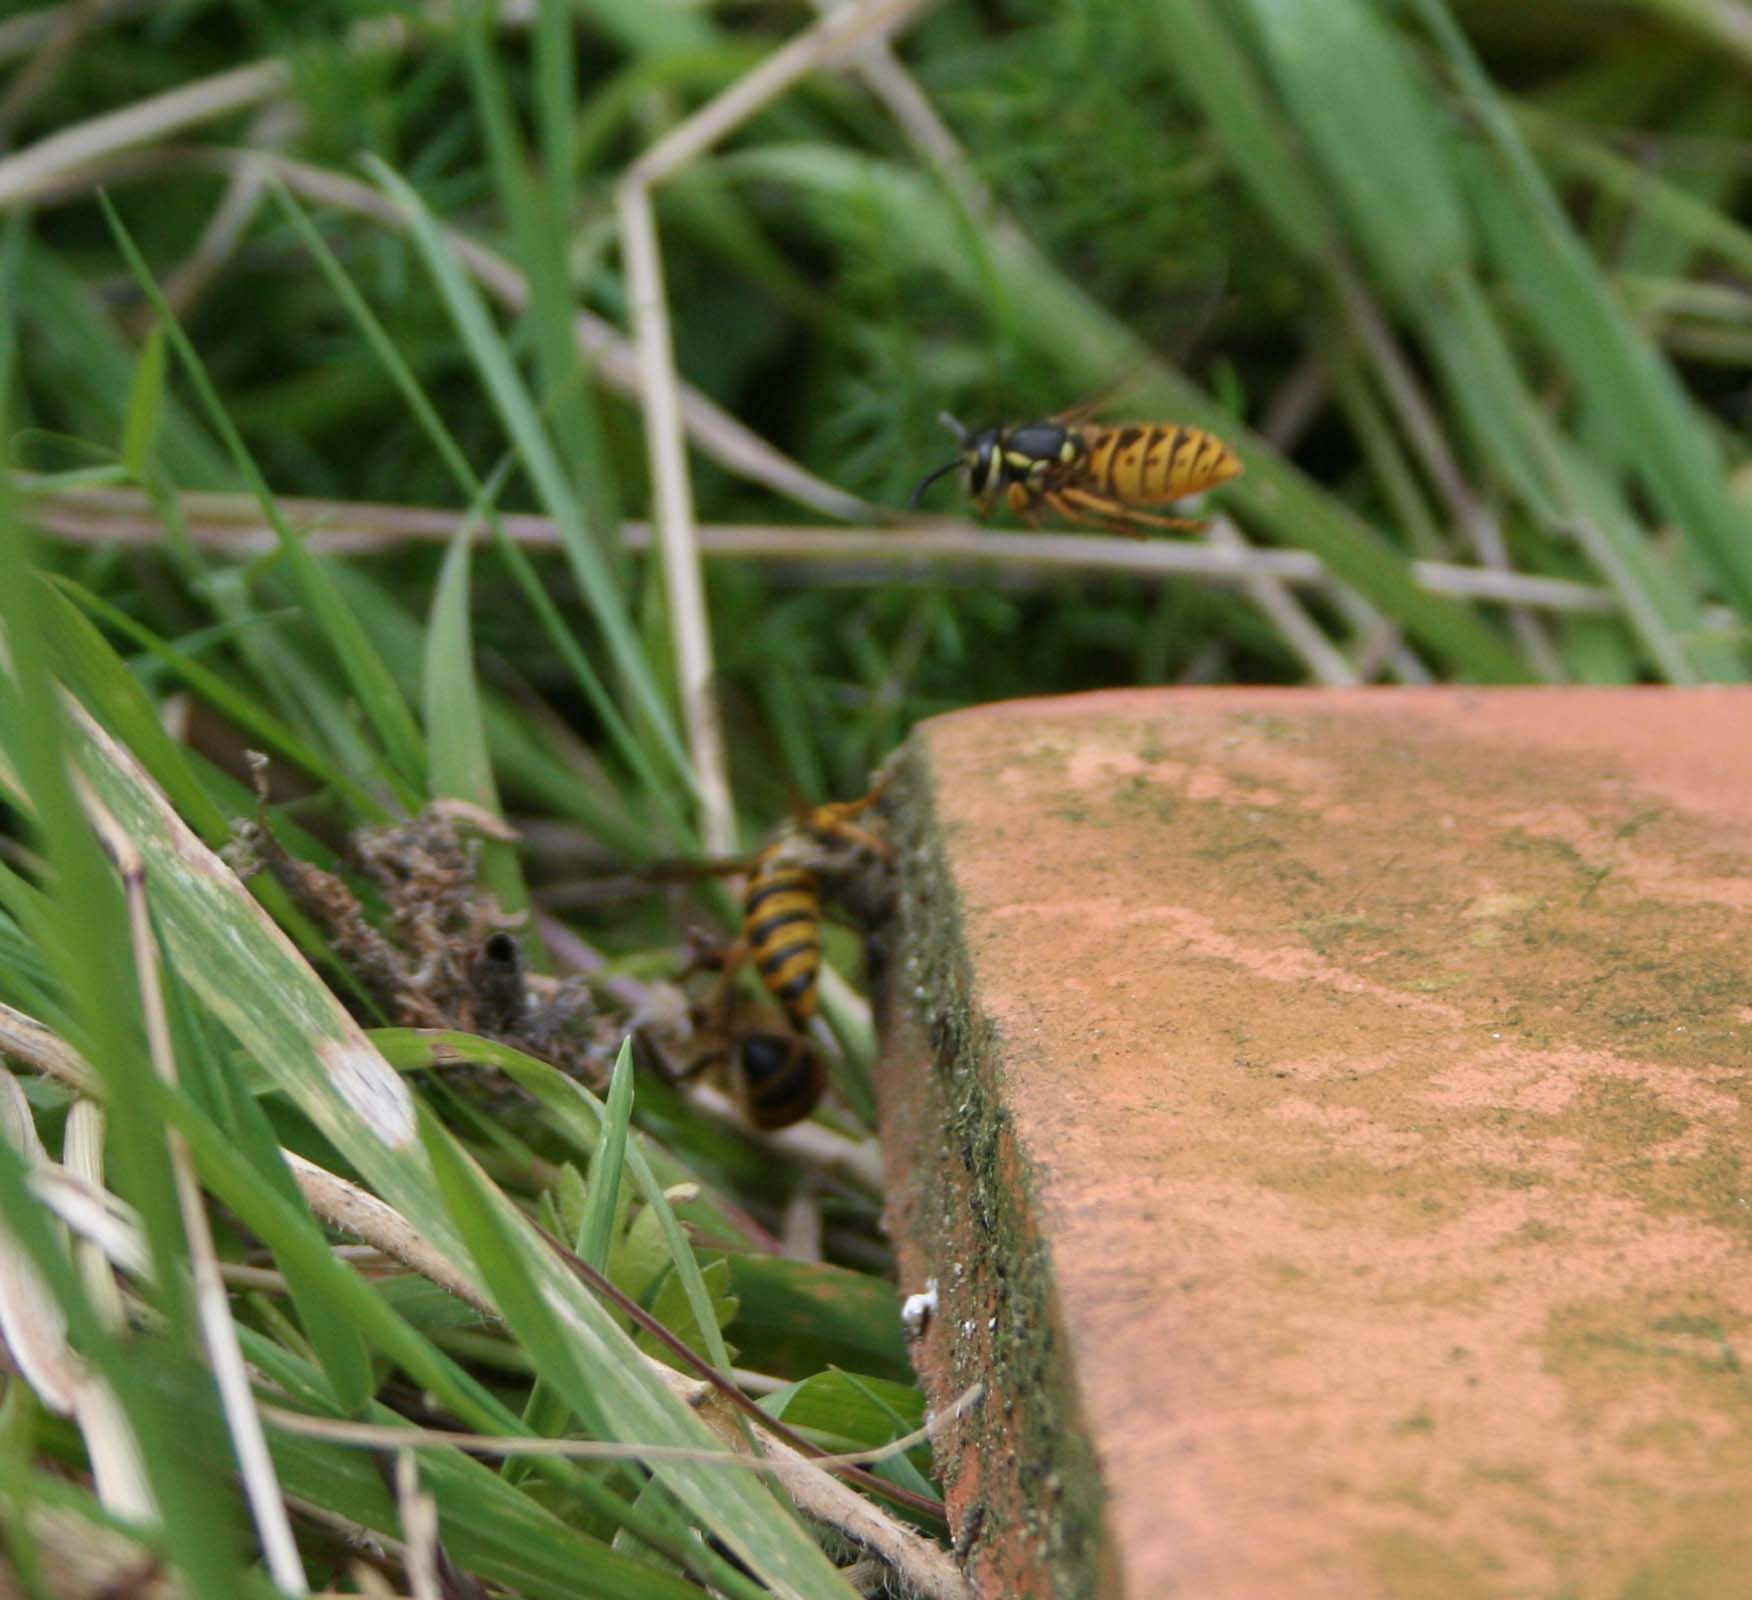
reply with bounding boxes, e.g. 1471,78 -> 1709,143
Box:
902,1278 -> 938,1336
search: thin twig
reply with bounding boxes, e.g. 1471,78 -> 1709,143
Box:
0,1074 -> 157,1521
140,109 -> 292,329
1257,350 -> 1331,454
61,1099 -> 128,1329
622,0 -> 936,190
534,1221 -> 943,1517
1204,517 -> 1358,685
618,182 -> 737,857
263,1382 -> 981,1475
19,480 -> 1677,619
0,0 -> 92,142
391,1453 -> 441,1600
0,994 -> 962,1596
0,61 -> 290,207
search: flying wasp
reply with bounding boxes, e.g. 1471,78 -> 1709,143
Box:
908,410 -> 1242,536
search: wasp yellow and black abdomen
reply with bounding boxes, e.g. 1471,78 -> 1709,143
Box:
1081,423 -> 1241,505
743,861 -> 823,1026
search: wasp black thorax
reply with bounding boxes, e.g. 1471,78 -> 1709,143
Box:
909,414 -> 1086,514
972,420 -> 1084,513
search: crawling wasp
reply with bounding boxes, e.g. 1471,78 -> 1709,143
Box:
715,777 -> 892,1032
614,778 -> 893,1129
908,409 -> 1242,536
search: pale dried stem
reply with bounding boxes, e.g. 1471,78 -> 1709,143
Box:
143,109 -> 293,329
0,1071 -> 155,1520
0,60 -> 290,207
268,1385 -> 978,1473
0,0 -> 89,141
288,1152 -> 960,1596
1331,585 -> 1435,685
0,989 -> 954,1596
1204,518 -> 1358,686
0,0 -> 538,161
62,1099 -> 127,1328
616,0 -> 934,853
623,0 -> 935,189
1214,352 -> 1356,676
80,781 -> 310,1595
284,1151 -> 498,1320
618,182 -> 738,857
1257,351 -> 1332,453
630,6 -> 1517,697
392,1453 -> 441,1600
21,481 -> 1672,620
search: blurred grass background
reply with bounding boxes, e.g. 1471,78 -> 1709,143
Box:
2,0 -> 1751,1594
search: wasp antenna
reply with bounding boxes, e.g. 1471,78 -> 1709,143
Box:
937,412 -> 969,441
907,458 -> 961,510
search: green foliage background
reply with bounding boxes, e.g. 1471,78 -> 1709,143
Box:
1,0 -> 1751,1594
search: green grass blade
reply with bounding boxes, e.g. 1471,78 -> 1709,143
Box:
1149,0 -> 1336,264
33,577 -> 232,842
514,1037 -> 637,1457
424,499 -> 528,915
362,158 -> 693,784
1405,0 -> 1752,622
16,245 -> 234,489
1240,0 -> 1472,297
120,322 -> 168,482
322,563 -> 663,856
152,1078 -> 762,1591
1421,270 -> 1731,682
264,182 -> 689,845
461,0 -> 624,563
51,574 -> 388,820
0,1135 -> 243,1599
0,493 -> 192,1341
97,194 -> 429,798
372,1029 -> 761,1251
421,1112 -> 857,1599
58,695 -> 854,1595
579,1038 -> 637,1275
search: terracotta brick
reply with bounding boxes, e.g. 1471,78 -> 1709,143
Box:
876,688 -> 1752,1600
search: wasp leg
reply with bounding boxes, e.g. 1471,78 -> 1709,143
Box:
668,1043 -> 724,1086
1047,486 -> 1207,536
810,817 -> 892,861
705,938 -> 751,1023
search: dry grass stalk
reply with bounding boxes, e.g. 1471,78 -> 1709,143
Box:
19,480 -> 1657,619
614,0 -> 937,853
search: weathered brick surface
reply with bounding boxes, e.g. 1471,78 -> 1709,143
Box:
876,688 -> 1752,1600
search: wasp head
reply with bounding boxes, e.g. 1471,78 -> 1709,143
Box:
907,413 -> 1003,514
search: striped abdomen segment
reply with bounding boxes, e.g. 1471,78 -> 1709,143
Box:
743,857 -> 822,1025
1080,424 -> 1242,505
